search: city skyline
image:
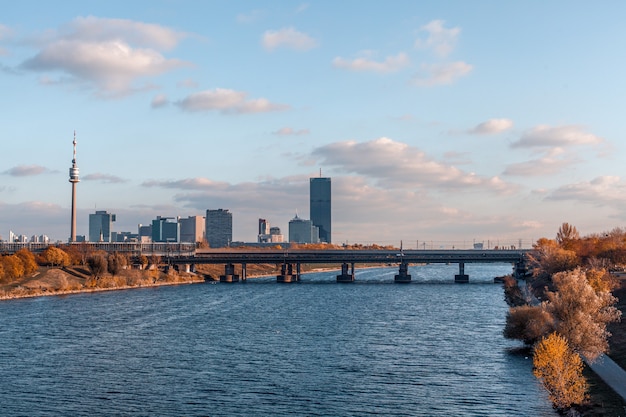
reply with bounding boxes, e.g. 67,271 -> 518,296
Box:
2,2 -> 626,245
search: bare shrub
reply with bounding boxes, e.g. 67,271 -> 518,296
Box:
504,305 -> 554,345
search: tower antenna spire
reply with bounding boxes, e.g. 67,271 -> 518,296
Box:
69,131 -> 80,242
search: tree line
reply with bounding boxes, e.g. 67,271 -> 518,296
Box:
503,223 -> 622,413
0,244 -> 160,284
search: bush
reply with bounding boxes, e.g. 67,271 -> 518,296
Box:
546,268 -> 621,361
533,332 -> 586,410
504,305 -> 554,345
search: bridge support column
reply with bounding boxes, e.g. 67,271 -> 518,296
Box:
277,263 -> 300,283
337,262 -> 355,282
394,262 -> 411,283
220,263 -> 240,283
241,263 -> 247,282
455,262 -> 469,283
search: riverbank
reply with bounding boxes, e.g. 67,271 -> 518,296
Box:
0,263 -> 342,301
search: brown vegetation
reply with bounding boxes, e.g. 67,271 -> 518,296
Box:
0,247 -> 203,300
503,222 -> 624,412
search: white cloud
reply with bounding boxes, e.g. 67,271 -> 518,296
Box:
4,165 -> 49,177
261,27 -> 317,51
414,20 -> 461,57
63,16 -> 186,50
83,173 -> 128,183
20,16 -> 190,97
142,177 -> 230,190
503,152 -> 574,177
547,176 -> 626,205
512,125 -> 604,148
176,88 -> 290,114
412,61 -> 472,86
273,127 -> 310,136
311,137 -> 514,193
151,94 -> 169,108
468,118 -> 513,135
332,53 -> 409,73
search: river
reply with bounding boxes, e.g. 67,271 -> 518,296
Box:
0,263 -> 556,416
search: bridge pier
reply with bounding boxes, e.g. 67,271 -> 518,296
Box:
277,263 -> 300,283
455,262 -> 469,283
394,262 -> 412,283
220,263 -> 240,283
241,263 -> 247,282
337,262 -> 355,282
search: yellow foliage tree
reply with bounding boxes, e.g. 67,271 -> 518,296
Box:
533,332 -> 586,410
15,248 -> 38,275
40,247 -> 71,267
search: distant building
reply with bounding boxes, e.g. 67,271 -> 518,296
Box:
152,216 -> 180,242
288,214 -> 319,244
269,226 -> 284,243
310,177 -> 331,243
258,218 -> 270,243
112,231 -> 138,242
179,216 -> 205,243
206,209 -> 232,248
89,210 -> 116,242
31,234 -> 50,243
138,224 -> 152,240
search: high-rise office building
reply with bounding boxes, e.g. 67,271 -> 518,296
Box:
288,214 -> 319,244
310,176 -> 331,243
179,215 -> 205,243
89,210 -> 116,242
206,209 -> 232,248
258,218 -> 270,243
152,216 -> 180,242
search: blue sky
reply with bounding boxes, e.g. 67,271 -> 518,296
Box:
1,1 -> 625,247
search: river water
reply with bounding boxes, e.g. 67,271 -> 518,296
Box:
0,264 -> 556,416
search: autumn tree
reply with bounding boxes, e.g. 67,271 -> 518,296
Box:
107,253 -> 127,276
546,268 -> 621,361
138,255 -> 149,270
504,305 -> 554,345
40,247 -> 70,267
533,332 -> 586,410
87,254 -> 108,280
556,222 -> 580,250
502,275 -> 529,307
15,248 -> 38,275
528,239 -> 580,282
0,255 -> 25,281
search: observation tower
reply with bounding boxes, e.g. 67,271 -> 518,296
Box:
69,131 -> 80,242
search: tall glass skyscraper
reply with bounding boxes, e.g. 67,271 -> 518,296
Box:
309,177 -> 331,243
88,210 -> 116,242
206,209 -> 232,248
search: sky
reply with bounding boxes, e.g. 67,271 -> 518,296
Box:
1,1 -> 625,248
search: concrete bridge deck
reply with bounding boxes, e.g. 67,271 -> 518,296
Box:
173,249 -> 531,283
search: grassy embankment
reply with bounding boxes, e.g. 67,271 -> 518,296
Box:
0,262 -> 352,300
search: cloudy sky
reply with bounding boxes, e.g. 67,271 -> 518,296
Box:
1,1 -> 625,247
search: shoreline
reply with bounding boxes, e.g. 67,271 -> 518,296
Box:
0,277 -> 207,301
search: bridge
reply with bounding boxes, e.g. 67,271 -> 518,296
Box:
171,249 -> 532,283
